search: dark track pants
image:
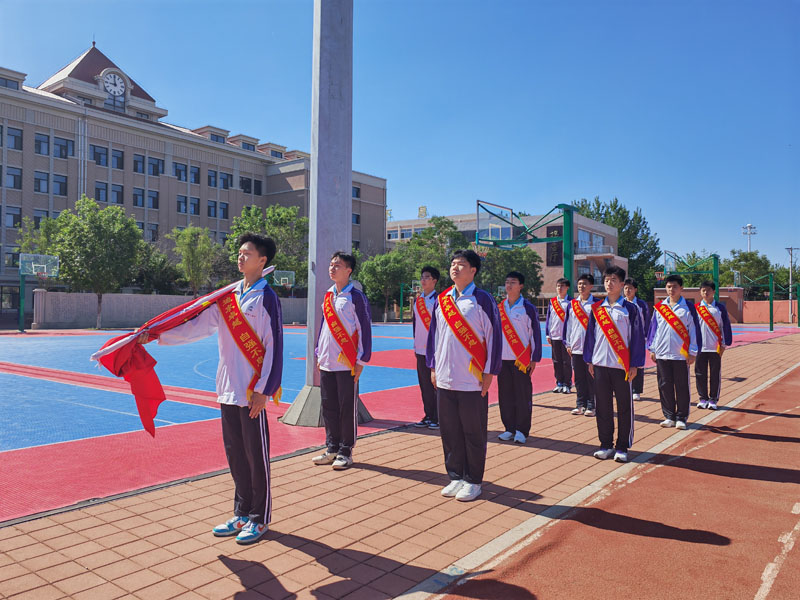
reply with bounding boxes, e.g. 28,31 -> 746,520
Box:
631,366 -> 645,395
571,353 -> 595,410
221,404 -> 272,525
320,369 -> 357,457
438,388 -> 488,484
695,352 -> 722,401
551,339 -> 572,387
657,359 -> 691,421
497,360 -> 533,436
416,353 -> 438,423
593,366 -> 634,451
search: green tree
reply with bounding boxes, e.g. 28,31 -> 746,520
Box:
167,226 -> 215,297
671,250 -> 717,288
132,241 -> 181,295
358,250 -> 414,318
17,216 -> 59,255
210,243 -> 240,288
476,246 -> 544,299
720,250 -> 774,300
402,216 -> 468,288
573,197 -> 661,301
53,195 -> 142,328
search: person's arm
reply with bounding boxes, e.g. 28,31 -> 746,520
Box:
629,302 -> 645,369
687,304 -> 700,363
526,302 -> 542,364
646,309 -> 658,355
256,288 -> 283,399
720,304 -> 733,348
156,304 -> 219,345
563,305 -> 572,353
583,309 -> 596,376
426,300 -> 438,387
353,290 -> 372,365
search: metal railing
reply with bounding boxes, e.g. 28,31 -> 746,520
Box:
574,243 -> 615,255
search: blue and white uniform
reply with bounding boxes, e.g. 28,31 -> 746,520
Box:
546,294 -> 573,388
412,289 -> 439,424
695,299 -> 733,404
564,295 -> 597,411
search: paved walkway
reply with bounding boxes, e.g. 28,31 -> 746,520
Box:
1,332 -> 799,599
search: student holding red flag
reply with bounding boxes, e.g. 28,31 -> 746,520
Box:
311,251 -> 372,471
426,249 -> 502,502
411,266 -> 441,429
647,274 -> 701,430
138,233 -> 283,545
496,271 -> 541,444
583,266 -> 646,463
694,280 -> 732,410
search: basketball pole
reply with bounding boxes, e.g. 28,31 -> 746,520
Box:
18,272 -> 25,332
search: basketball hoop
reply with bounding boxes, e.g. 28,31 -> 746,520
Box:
655,271 -> 665,283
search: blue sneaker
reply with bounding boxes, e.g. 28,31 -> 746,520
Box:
212,516 -> 249,537
235,521 -> 268,545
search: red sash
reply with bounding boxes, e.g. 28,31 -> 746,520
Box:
498,300 -> 531,372
570,298 -> 590,330
323,291 -> 359,375
591,301 -> 631,380
696,302 -> 722,353
217,291 -> 280,406
439,286 -> 487,383
655,301 -> 691,359
416,294 -> 432,331
550,297 -> 566,322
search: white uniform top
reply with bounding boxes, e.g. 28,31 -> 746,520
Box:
546,295 -> 569,340
564,295 -> 596,355
157,279 -> 275,407
587,296 -> 632,370
698,300 -> 726,353
412,290 -> 437,355
649,297 -> 698,360
316,282 -> 367,372
500,297 -> 534,361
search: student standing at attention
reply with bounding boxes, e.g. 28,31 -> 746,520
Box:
647,274 -> 700,430
546,278 -> 572,393
623,277 -> 650,401
583,266 -> 645,463
564,273 -> 597,416
496,271 -> 542,444
411,266 -> 441,429
694,281 -> 732,410
312,251 -> 372,470
427,250 -> 502,502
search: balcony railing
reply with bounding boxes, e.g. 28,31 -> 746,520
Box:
575,244 -> 616,255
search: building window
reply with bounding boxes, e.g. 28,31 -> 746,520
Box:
0,77 -> 20,90
78,96 -> 93,105
218,232 -> 228,245
5,206 -> 22,229
6,167 -> 22,189
353,240 -> 360,250
133,154 -> 145,173
34,209 -> 48,228
578,229 -> 591,249
95,181 -> 108,203
53,174 -> 67,196
136,112 -> 150,120
387,230 -> 399,240
7,127 -> 22,150
254,179 -> 262,196
104,93 -> 125,112
239,176 -> 251,194
146,223 -> 159,242
147,190 -> 159,209
4,246 -> 20,268
91,145 -> 108,166
352,213 -> 360,225
136,221 -> 144,234
147,157 -> 164,176
208,169 -> 217,187
207,200 -> 217,218
173,162 -> 187,181
34,171 -> 49,194
352,186 -> 361,198
414,227 -> 425,235
210,133 -> 226,143
400,228 -> 412,239
270,149 -> 283,158
219,172 -> 232,190
242,142 -> 256,151
35,133 -> 50,156
111,149 -> 124,170
133,187 -> 144,207
53,137 -> 74,158
189,197 -> 200,215
111,184 -> 124,204
177,195 -> 187,213
190,166 -> 200,184
219,202 -> 229,220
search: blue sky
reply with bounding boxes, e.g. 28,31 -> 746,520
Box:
1,0 -> 797,267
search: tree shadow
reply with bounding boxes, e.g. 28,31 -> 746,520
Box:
218,554 -> 296,599
443,573 -> 538,599
652,453 -> 800,484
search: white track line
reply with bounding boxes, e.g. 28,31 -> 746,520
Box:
754,503 -> 800,600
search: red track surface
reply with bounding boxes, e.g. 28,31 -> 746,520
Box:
444,365 -> 800,600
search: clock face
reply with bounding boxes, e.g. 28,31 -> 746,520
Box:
103,73 -> 125,96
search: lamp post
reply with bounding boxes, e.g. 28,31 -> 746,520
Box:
742,224 -> 757,252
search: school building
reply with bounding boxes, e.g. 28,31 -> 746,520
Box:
0,44 -> 386,319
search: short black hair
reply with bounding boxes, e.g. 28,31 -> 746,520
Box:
624,277 -> 638,289
700,280 -> 716,291
604,266 -> 627,282
664,274 -> 684,286
577,273 -> 595,285
505,271 -> 525,284
237,232 -> 276,264
556,277 -> 570,287
451,249 -> 481,273
331,251 -> 356,272
421,266 -> 441,281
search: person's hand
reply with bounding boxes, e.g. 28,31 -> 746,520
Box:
528,362 -> 537,376
629,367 -> 638,381
546,336 -> 551,344
649,352 -> 656,362
588,364 -> 594,377
137,331 -> 152,344
687,355 -> 696,366
566,347 -> 572,356
719,346 -> 726,356
248,392 -> 267,418
481,374 -> 493,398
431,371 -> 437,389
354,363 -> 364,384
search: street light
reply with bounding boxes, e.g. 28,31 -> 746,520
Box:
742,224 -> 757,252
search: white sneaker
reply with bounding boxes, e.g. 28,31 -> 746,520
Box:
332,454 -> 353,470
708,401 -> 718,410
584,409 -> 596,417
513,431 -> 527,444
571,407 -> 586,415
441,479 -> 465,497
553,385 -> 563,393
498,431 -> 514,441
562,386 -> 572,394
676,421 -> 687,430
312,452 -> 337,465
660,419 -> 676,428
632,393 -> 641,401
593,448 -> 615,460
455,483 -> 482,502
697,400 -> 708,409
614,451 -> 628,463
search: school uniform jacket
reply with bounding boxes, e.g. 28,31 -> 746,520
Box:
411,290 -> 438,356
696,300 -> 733,352
425,282 -> 503,392
499,297 -> 543,363
157,279 -> 283,407
563,295 -> 597,354
582,296 -> 646,369
315,282 -> 372,372
632,297 -> 651,334
646,297 -> 701,360
545,295 -> 571,340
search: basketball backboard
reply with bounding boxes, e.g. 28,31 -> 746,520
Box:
19,253 -> 59,277
475,200 -> 527,249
